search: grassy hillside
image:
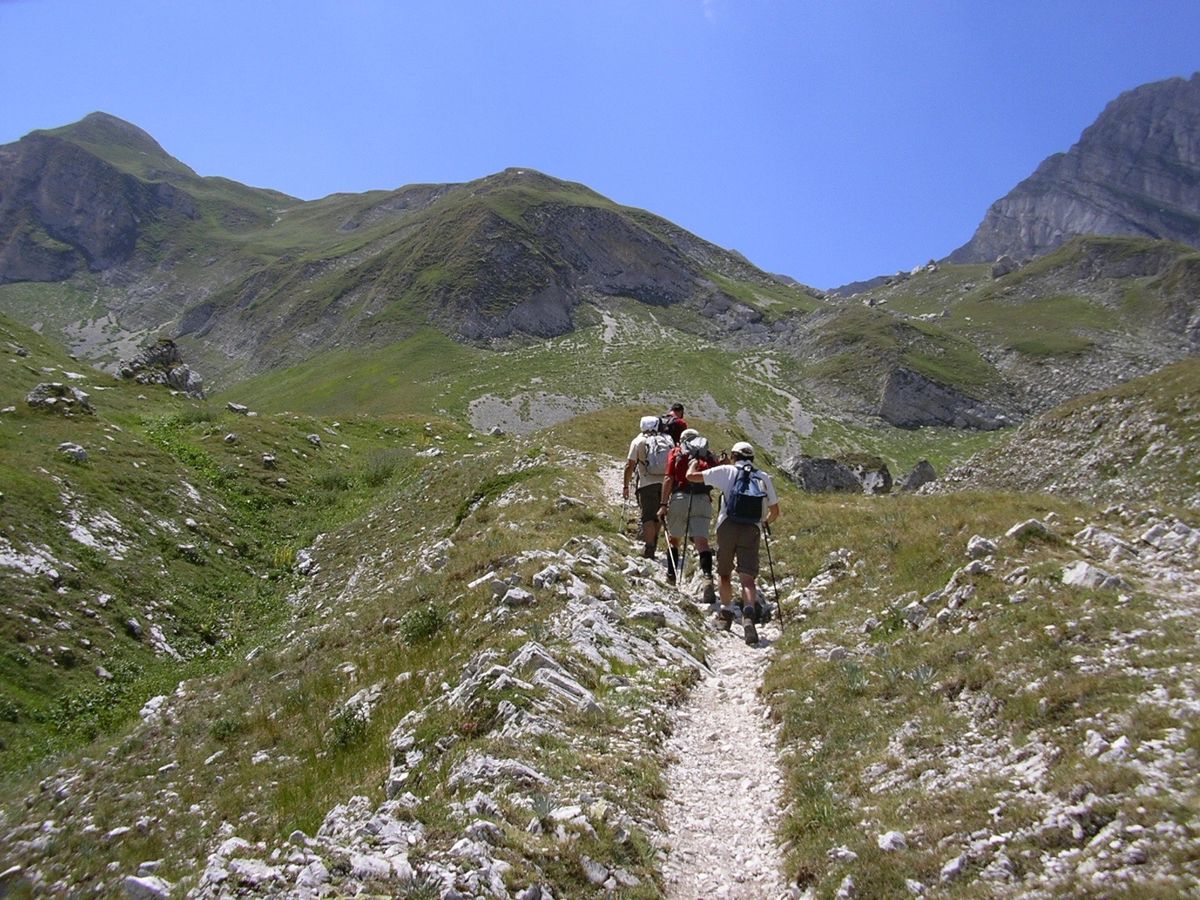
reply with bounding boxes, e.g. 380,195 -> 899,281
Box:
868,237 -> 1198,366
935,358 -> 1200,508
0,312 -> 477,775
1,316 -> 1196,898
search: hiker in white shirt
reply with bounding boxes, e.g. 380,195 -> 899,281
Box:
687,441 -> 779,634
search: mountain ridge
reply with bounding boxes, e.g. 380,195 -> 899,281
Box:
949,72 -> 1200,264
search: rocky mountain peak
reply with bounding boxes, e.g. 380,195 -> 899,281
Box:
950,72 -> 1200,264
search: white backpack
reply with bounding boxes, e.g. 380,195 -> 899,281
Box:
642,434 -> 672,477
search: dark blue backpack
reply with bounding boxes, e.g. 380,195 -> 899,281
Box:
727,462 -> 767,523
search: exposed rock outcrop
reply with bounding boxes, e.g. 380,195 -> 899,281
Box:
783,456 -> 861,493
26,382 -> 93,414
0,118 -> 198,284
118,339 -> 204,397
877,367 -> 1008,430
899,459 -> 937,492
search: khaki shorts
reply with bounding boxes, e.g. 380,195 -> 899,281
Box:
716,519 -> 761,577
665,491 -> 712,540
636,484 -> 661,524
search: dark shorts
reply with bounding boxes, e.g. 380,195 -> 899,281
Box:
636,484 -> 661,524
716,519 -> 761,577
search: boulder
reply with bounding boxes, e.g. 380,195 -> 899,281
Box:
899,459 -> 937,492
122,875 -> 173,898
966,535 -> 997,559
991,255 -> 1020,278
1062,560 -> 1124,590
783,455 -> 861,493
57,442 -> 88,462
847,455 -> 892,495
118,340 -> 204,398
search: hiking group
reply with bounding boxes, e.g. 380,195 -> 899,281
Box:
622,403 -> 781,645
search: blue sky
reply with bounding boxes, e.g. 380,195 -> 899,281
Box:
2,0 -> 1198,289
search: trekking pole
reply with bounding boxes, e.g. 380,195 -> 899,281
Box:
762,524 -> 783,629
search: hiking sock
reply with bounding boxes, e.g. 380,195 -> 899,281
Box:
699,550 -> 713,578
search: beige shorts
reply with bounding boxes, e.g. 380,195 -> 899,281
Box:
665,491 -> 712,540
716,519 -> 761,577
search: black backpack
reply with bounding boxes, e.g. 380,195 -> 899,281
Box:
727,462 -> 767,523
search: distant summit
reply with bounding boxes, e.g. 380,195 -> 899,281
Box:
949,73 -> 1200,263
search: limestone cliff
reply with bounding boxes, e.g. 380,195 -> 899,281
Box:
950,73 -> 1200,263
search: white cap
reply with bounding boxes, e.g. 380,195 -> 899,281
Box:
731,441 -> 754,458
640,415 -> 660,433
679,428 -> 700,442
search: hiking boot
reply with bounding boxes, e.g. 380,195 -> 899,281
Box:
716,608 -> 734,632
702,581 -> 717,605
743,620 -> 759,646
745,604 -> 762,625
665,568 -> 676,586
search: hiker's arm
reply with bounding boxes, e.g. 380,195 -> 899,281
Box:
622,459 -> 636,497
765,502 -> 780,525
685,459 -> 706,483
660,474 -> 673,507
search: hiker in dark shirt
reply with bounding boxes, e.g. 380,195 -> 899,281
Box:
661,402 -> 688,444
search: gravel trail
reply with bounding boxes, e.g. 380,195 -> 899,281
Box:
599,454 -> 790,897
661,605 -> 790,899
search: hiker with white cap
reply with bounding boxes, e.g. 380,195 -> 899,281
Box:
658,428 -> 719,591
623,415 -> 673,558
686,440 -> 780,643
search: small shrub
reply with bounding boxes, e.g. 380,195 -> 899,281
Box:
362,450 -> 405,487
0,697 -> 20,723
210,714 -> 245,743
398,605 -> 444,644
270,545 -> 297,569
394,872 -> 445,900
327,707 -> 369,749
173,404 -> 216,425
314,469 -> 353,492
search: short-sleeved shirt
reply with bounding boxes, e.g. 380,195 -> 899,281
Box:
702,463 -> 779,528
627,433 -> 668,487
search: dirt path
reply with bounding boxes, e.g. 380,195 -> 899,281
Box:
596,456 -> 791,897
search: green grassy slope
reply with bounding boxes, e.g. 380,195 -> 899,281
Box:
0,312 -> 474,774
870,237 -> 1200,363
937,358 -> 1200,508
